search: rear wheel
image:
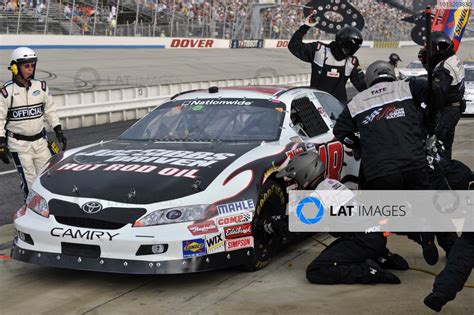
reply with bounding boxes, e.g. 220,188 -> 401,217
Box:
242,180 -> 286,271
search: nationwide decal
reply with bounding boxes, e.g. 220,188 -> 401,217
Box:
181,99 -> 253,106
225,236 -> 254,251
188,220 -> 219,236
50,227 -> 119,241
224,223 -> 252,239
56,163 -> 199,178
216,212 -> 253,227
217,199 -> 255,215
205,232 -> 225,254
75,149 -> 235,168
7,103 -> 44,121
182,239 -> 206,258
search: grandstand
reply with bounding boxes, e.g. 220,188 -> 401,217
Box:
1,0 -> 468,41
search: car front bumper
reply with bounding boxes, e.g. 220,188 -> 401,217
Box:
11,243 -> 253,274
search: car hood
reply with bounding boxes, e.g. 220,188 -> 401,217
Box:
40,140 -> 265,204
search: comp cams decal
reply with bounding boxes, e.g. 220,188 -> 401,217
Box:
215,212 -> 253,227
182,239 -> 206,258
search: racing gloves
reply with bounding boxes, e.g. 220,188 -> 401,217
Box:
304,13 -> 318,28
0,137 -> 10,164
54,125 -> 67,151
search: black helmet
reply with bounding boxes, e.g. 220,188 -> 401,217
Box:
335,26 -> 363,57
276,151 -> 326,189
389,53 -> 402,66
429,31 -> 454,65
365,60 -> 397,87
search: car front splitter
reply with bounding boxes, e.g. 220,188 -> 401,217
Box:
11,244 -> 254,274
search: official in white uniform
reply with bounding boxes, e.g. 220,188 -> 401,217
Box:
0,47 -> 67,198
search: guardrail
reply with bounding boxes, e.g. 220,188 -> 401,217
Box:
55,73 -> 311,130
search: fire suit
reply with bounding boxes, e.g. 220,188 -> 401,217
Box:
306,233 -> 404,284
288,25 -> 367,103
0,79 -> 61,196
333,77 -> 442,183
433,54 -> 465,161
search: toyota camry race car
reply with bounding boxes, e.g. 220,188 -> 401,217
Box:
464,64 -> 474,115
11,86 -> 360,274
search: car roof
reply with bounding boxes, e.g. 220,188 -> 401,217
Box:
171,85 -> 311,101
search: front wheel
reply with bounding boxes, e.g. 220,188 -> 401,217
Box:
242,180 -> 286,271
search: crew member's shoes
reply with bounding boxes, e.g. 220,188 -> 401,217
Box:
421,233 -> 439,265
424,292 -> 449,312
378,252 -> 409,270
365,259 -> 401,284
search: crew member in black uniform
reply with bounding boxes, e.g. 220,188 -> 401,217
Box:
333,60 -> 445,265
288,14 -> 367,103
419,32 -> 465,161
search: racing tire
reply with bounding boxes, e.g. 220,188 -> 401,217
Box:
241,180 -> 286,272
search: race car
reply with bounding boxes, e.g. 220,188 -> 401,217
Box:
11,86 -> 360,274
399,61 -> 427,78
464,64 -> 474,115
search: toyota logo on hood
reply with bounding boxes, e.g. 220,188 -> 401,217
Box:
81,201 -> 103,214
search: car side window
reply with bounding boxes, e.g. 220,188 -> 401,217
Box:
314,92 -> 345,121
290,97 -> 329,137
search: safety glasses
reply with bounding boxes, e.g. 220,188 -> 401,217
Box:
20,63 -> 36,69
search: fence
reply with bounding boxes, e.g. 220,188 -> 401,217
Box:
0,0 -> 423,41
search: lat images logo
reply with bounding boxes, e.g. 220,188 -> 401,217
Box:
296,197 -> 324,225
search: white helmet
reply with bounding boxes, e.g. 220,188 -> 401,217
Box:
10,47 -> 38,64
9,47 -> 38,79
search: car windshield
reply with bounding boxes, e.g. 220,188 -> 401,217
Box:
465,68 -> 474,82
407,62 -> 424,69
119,98 -> 286,142
314,91 -> 345,121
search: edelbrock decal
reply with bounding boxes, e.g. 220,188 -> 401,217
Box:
224,223 -> 252,239
217,199 -> 255,215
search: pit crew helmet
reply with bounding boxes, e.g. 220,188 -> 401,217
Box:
365,60 -> 397,87
276,151 -> 326,189
335,26 -> 363,57
9,47 -> 38,79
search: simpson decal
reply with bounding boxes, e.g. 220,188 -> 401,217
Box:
182,239 -> 206,258
217,199 -> 255,215
225,236 -> 254,251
